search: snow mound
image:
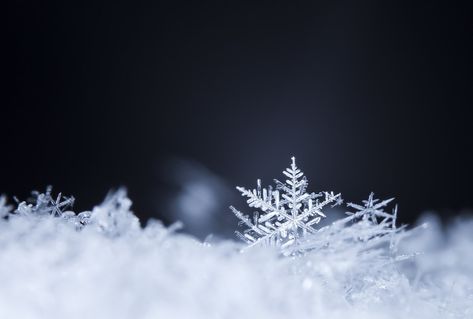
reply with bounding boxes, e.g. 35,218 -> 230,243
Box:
0,190 -> 471,319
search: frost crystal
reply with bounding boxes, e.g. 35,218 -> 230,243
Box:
13,186 -> 75,217
297,192 -> 404,254
86,188 -> 140,236
346,192 -> 396,226
2,187 -> 139,236
230,157 -> 342,248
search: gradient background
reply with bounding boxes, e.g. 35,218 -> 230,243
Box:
4,1 -> 473,230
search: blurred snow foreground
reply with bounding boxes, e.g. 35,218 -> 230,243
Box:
0,186 -> 472,318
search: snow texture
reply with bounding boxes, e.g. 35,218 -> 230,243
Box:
0,188 -> 472,318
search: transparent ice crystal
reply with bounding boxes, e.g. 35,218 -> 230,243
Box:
230,157 -> 342,249
346,192 -> 396,226
296,192 -> 405,255
13,186 -> 75,217
3,187 -> 139,236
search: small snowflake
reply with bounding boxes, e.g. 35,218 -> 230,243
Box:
14,186 -> 75,217
346,192 -> 396,226
345,192 -> 400,250
230,157 -> 342,248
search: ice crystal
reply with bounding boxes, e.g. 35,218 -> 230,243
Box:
230,157 -> 342,248
13,186 -> 75,217
57,189 -> 140,236
85,189 -> 140,236
296,192 -> 406,255
346,192 -> 402,252
3,187 -> 139,236
346,192 -> 396,226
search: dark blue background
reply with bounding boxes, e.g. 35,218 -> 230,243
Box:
4,1 -> 473,224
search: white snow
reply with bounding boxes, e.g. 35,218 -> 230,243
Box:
0,189 -> 472,319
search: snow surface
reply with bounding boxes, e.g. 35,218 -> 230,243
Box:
0,191 -> 472,319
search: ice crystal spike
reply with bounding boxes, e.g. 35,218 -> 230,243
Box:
230,157 -> 342,248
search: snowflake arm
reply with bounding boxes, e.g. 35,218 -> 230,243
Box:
230,180 -> 287,245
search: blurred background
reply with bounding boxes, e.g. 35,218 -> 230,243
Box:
4,1 -> 473,236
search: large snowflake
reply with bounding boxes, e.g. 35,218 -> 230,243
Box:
230,157 -> 343,248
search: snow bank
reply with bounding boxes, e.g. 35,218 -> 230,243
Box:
0,190 -> 471,319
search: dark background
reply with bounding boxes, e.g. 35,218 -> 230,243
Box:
4,1 -> 473,227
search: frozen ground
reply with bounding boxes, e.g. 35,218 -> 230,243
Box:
0,190 -> 472,319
